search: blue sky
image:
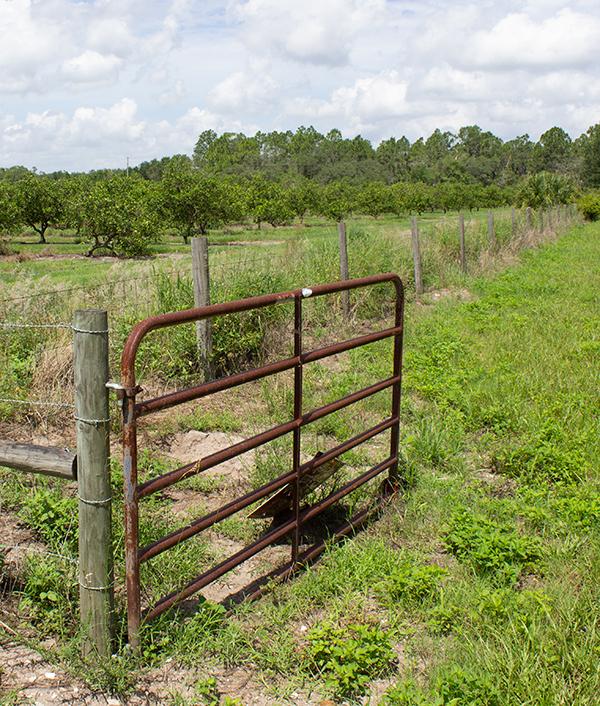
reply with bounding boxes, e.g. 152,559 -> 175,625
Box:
1,0 -> 599,172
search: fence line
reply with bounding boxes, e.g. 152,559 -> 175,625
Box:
0,318 -> 76,430
0,257 -> 281,314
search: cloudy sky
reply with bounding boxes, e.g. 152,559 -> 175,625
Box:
1,0 -> 600,172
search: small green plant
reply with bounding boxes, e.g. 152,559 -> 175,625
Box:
307,621 -> 395,698
21,554 -> 78,631
474,586 -> 550,629
435,668 -> 501,706
426,602 -> 458,634
381,679 -> 449,705
140,598 -> 226,663
382,669 -> 500,706
443,509 -> 542,585
492,421 -> 587,486
377,561 -> 447,606
187,676 -> 220,705
23,488 -> 78,554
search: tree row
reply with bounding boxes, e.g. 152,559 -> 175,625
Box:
0,161 -> 579,257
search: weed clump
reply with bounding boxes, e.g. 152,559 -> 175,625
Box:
492,421 -> 588,486
307,621 -> 395,699
443,509 -> 543,585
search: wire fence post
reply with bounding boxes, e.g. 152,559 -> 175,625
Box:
338,222 -> 350,320
191,237 -> 215,382
73,309 -> 114,659
459,213 -> 466,274
487,209 -> 496,246
410,216 -> 423,296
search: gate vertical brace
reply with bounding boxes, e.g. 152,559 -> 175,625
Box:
292,293 -> 303,565
122,374 -> 141,648
388,281 -> 405,487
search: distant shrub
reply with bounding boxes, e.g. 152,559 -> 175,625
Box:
578,191 -> 600,221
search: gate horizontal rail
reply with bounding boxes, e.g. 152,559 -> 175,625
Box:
121,273 -> 404,647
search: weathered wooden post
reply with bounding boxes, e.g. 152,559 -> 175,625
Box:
511,208 -> 517,239
338,222 -> 350,320
487,210 -> 496,246
526,207 -> 532,230
73,310 -> 114,658
410,216 -> 423,296
0,443 -> 76,479
191,237 -> 215,382
539,208 -> 544,234
459,213 -> 466,273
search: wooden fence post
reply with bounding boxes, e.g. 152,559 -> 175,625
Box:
73,309 -> 114,659
487,210 -> 496,246
338,222 -> 350,319
526,207 -> 532,230
0,443 -> 76,479
511,208 -> 517,239
539,209 -> 544,234
191,237 -> 215,382
459,213 -> 466,273
410,216 -> 423,296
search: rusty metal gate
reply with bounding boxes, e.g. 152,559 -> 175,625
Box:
120,273 -> 404,647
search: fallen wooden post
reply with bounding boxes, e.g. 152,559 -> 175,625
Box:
0,442 -> 77,480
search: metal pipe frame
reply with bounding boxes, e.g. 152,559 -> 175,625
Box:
121,274 -> 404,647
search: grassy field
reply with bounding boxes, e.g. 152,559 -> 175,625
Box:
1,209 -> 597,704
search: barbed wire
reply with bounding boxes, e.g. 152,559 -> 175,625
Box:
0,544 -> 79,567
0,398 -> 74,408
0,257 -> 278,311
0,322 -> 72,329
0,268 -> 191,308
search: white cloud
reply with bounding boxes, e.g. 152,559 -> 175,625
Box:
281,70 -> 412,137
285,71 -> 408,119
468,9 -> 600,71
86,17 -> 135,58
529,71 -> 600,106
228,0 -> 386,66
138,13 -> 182,60
0,98 -> 259,171
0,0 -> 185,97
60,51 -> 123,87
156,79 -> 188,108
419,65 -> 492,100
69,99 -> 146,144
412,5 -> 600,73
0,0 -> 64,92
207,62 -> 280,113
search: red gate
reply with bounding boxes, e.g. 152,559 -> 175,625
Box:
120,274 -> 404,646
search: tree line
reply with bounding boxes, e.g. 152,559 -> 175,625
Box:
1,122 -> 598,257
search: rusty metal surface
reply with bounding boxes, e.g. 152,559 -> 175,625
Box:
120,273 -> 404,647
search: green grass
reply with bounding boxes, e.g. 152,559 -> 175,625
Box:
1,211 -> 597,703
